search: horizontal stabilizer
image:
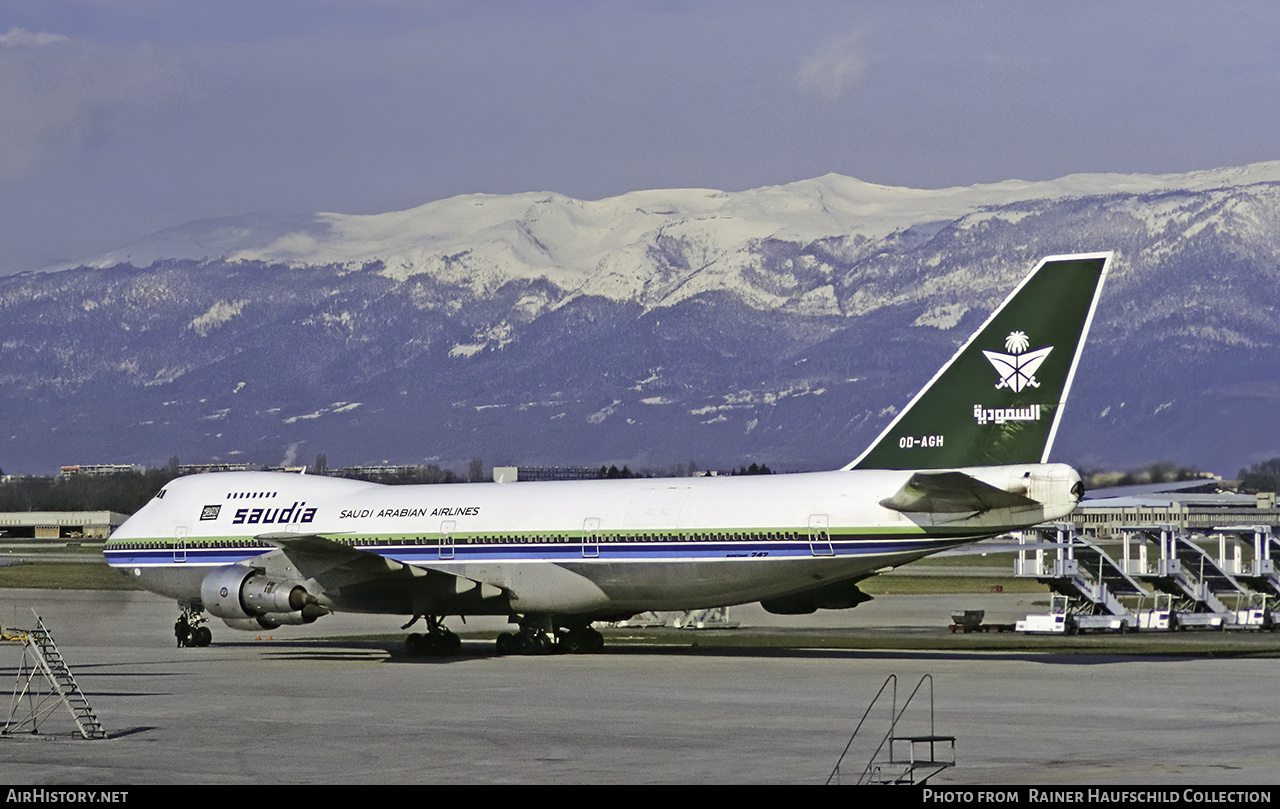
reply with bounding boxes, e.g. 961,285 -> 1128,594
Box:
879,471 -> 1039,514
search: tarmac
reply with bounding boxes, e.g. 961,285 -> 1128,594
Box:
0,588 -> 1278,785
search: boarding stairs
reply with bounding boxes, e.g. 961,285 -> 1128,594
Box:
1,614 -> 107,740
826,674 -> 955,786
1211,526 -> 1280,624
674,607 -> 739,630
1015,524 -> 1146,620
1215,526 -> 1280,596
1123,526 -> 1249,626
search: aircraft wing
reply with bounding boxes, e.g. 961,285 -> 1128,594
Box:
256,532 -> 506,608
879,471 -> 1040,514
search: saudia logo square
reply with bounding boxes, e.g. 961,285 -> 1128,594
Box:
200,505 -> 221,521
973,331 -> 1051,425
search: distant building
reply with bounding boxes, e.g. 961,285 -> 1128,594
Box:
334,465 -> 424,479
493,466 -> 709,482
59,464 -> 142,477
1075,491 -> 1279,538
0,474 -> 40,484
495,466 -> 604,483
492,467 -> 517,483
0,511 -> 128,540
178,462 -> 262,475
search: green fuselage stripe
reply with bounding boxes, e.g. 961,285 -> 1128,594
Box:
105,523 -> 995,552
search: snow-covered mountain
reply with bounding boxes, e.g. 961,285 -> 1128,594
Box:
6,162 -> 1280,476
84,163 -> 1280,311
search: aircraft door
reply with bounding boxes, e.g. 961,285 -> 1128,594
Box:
583,517 -> 600,558
808,515 -> 833,557
439,520 -> 456,560
174,525 -> 189,563
285,502 -> 303,533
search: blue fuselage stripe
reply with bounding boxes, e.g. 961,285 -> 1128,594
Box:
102,536 -> 969,567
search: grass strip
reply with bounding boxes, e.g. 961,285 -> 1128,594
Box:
0,561 -> 142,590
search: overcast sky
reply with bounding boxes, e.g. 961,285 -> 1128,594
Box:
2,1 -> 1278,274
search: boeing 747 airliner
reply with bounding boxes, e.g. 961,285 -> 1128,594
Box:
105,252 -> 1111,654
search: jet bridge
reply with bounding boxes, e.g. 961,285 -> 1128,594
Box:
1121,525 -> 1254,629
1014,523 -> 1147,632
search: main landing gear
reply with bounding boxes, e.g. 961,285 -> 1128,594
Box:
175,607 -> 212,648
403,616 -> 462,657
494,618 -> 605,656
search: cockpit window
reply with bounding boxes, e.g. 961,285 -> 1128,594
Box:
155,489 -> 167,500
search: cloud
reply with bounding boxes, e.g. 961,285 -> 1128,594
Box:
795,32 -> 866,100
0,27 -> 69,48
0,29 -> 185,180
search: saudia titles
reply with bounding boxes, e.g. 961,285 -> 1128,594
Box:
974,330 -> 1051,425
230,501 -> 318,525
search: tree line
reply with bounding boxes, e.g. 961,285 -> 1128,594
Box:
0,468 -> 181,515
0,455 -> 777,516
1239,458 -> 1280,494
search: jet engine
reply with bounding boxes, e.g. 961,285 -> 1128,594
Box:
200,565 -> 320,621
760,580 -> 873,615
221,610 -> 324,631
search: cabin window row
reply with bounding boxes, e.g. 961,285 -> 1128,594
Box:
112,539 -> 272,550
113,531 -> 808,551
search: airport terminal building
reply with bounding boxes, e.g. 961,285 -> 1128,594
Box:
1075,489 -> 1279,538
0,510 -> 129,540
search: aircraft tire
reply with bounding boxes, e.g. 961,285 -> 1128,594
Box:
586,627 -> 604,653
560,629 -> 589,654
559,627 -> 604,654
529,632 -> 553,654
495,632 -> 521,655
407,631 -> 461,657
192,626 -> 212,647
443,631 -> 461,654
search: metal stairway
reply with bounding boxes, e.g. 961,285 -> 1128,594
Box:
1124,525 -> 1247,621
1015,524 -> 1147,617
1210,526 -> 1280,625
2,614 -> 107,740
1217,526 -> 1280,598
826,674 -> 955,785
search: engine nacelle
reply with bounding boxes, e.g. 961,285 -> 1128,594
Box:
221,607 -> 326,631
760,580 -> 873,615
222,617 -> 273,632
200,565 -> 316,621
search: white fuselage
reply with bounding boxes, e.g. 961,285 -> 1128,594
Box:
105,464 -> 1079,619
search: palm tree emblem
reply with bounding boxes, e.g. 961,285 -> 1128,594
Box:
983,331 -> 1052,393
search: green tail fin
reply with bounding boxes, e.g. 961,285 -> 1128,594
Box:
846,252 -> 1111,470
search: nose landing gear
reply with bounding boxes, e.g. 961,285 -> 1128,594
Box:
175,607 -> 212,648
